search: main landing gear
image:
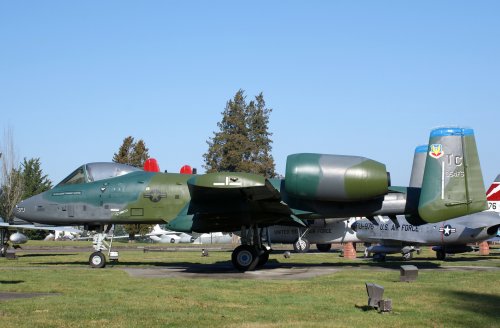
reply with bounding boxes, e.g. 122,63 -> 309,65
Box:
88,225 -> 118,268
231,225 -> 271,272
0,228 -> 10,257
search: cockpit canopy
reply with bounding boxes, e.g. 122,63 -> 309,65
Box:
57,163 -> 142,186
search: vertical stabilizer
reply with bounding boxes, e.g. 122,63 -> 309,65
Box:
418,127 -> 486,222
409,145 -> 428,188
486,175 -> 500,213
486,175 -> 500,201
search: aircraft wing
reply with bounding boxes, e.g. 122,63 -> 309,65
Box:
0,222 -> 81,233
166,172 -> 306,233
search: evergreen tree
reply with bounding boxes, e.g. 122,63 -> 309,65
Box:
204,90 -> 276,177
21,158 -> 52,200
112,137 -> 153,241
130,139 -> 149,167
246,93 -> 276,177
112,136 -> 134,165
19,158 -> 52,239
112,136 -> 149,168
204,89 -> 250,173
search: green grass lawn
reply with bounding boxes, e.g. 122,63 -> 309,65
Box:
1,242 -> 499,327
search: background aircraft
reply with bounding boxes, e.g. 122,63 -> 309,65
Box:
352,212 -> 500,261
14,127 -> 487,271
260,218 -> 360,253
136,224 -> 233,244
352,147 -> 500,261
147,224 -> 196,243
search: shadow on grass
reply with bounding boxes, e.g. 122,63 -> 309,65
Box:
0,280 -> 24,284
29,257 -> 443,272
21,250 -> 500,274
354,304 -> 376,312
445,291 -> 500,319
19,253 -> 77,258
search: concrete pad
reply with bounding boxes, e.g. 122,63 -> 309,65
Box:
123,263 -> 340,280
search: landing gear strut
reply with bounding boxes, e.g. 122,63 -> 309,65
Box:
231,225 -> 271,272
435,250 -> 446,260
293,227 -> 310,253
88,225 -> 117,268
0,228 -> 10,257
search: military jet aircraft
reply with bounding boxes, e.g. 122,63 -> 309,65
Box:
353,211 -> 499,261
14,127 -> 487,271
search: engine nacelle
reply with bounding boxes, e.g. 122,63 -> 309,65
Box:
285,153 -> 389,202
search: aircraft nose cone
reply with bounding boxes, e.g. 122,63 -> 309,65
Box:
14,197 -> 33,221
14,202 -> 27,219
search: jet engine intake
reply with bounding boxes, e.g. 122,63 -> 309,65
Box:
487,224 -> 500,236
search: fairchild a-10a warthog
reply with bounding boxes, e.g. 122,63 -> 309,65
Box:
14,127 -> 487,271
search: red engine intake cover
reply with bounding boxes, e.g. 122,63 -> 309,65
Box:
144,158 -> 160,172
180,165 -> 193,174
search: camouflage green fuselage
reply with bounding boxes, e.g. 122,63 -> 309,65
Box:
19,171 -> 192,226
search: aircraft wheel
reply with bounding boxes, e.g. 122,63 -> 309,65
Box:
402,252 -> 413,261
316,243 -> 332,252
232,245 -> 258,272
0,245 -> 7,257
373,253 -> 386,262
257,251 -> 270,267
89,251 -> 106,268
170,238 -> 176,243
435,250 -> 446,261
293,238 -> 310,253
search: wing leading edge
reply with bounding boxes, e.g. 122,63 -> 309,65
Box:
166,172 -> 306,233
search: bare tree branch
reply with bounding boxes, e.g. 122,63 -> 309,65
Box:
0,127 -> 24,222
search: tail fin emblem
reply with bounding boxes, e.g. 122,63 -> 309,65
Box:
429,144 -> 444,159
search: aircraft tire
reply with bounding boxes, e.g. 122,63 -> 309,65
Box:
232,245 -> 258,272
402,252 -> 413,261
293,238 -> 310,253
316,243 -> 332,252
373,253 -> 386,262
257,251 -> 270,267
435,250 -> 446,261
89,251 -> 106,268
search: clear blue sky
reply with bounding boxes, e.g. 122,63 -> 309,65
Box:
1,1 -> 499,186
